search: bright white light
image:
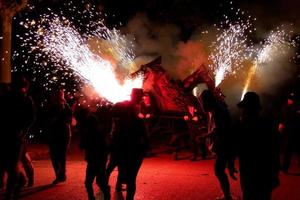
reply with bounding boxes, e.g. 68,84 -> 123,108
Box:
41,17 -> 142,103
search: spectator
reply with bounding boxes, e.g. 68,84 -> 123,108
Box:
80,109 -> 111,200
0,73 -> 35,199
278,92 -> 300,173
183,96 -> 207,161
236,92 -> 280,200
107,88 -> 148,200
46,89 -> 72,184
200,89 -> 236,200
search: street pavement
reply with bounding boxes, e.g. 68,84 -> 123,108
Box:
1,151 -> 300,200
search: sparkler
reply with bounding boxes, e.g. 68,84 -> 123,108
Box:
241,28 -> 292,99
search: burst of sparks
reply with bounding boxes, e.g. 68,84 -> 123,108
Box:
241,27 -> 292,99
42,17 -> 142,103
209,21 -> 253,86
14,3 -> 141,103
92,27 -> 137,72
257,28 -> 291,64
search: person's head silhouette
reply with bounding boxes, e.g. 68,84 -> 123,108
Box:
238,92 -> 261,120
238,92 -> 261,110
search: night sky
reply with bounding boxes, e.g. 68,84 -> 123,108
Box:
17,0 -> 300,36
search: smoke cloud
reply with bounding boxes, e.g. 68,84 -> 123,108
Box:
124,13 -> 209,79
122,9 -> 299,113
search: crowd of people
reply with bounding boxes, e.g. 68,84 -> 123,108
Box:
0,73 -> 36,200
1,72 -> 300,200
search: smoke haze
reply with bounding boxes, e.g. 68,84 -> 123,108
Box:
121,3 -> 299,112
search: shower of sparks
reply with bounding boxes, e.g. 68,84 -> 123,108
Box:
209,20 -> 254,87
257,28 -> 292,64
241,27 -> 292,99
92,27 -> 137,72
13,3 -> 142,103
42,17 -> 142,103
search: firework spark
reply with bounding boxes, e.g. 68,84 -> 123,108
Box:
42,17 -> 142,103
92,27 -> 137,72
209,22 -> 253,86
14,3 -> 141,103
241,27 -> 292,99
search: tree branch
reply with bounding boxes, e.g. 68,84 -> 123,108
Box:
0,0 -> 6,12
8,0 -> 28,15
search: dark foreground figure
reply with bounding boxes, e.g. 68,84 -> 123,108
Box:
45,89 -> 72,184
0,73 -> 35,200
200,89 -> 236,200
107,89 -> 148,200
278,92 -> 300,173
79,108 -> 111,200
236,92 -> 280,200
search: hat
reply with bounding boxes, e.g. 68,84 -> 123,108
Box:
238,92 -> 261,109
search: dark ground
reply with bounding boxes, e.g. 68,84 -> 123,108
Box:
1,143 -> 300,200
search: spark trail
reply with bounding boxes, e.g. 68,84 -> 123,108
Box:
241,28 -> 292,99
209,21 -> 253,87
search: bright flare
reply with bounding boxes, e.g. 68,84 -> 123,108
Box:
40,17 -> 142,103
241,62 -> 257,100
16,3 -> 142,104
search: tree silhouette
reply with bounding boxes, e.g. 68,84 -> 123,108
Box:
0,0 -> 27,84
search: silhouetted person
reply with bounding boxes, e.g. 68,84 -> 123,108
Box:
138,92 -> 155,156
170,119 -> 189,160
138,92 -> 155,136
19,121 -> 35,188
278,92 -> 300,173
200,89 -> 236,200
107,88 -> 148,200
105,101 -> 126,192
236,92 -> 280,200
0,84 -> 10,191
20,151 -> 34,187
183,96 -> 207,161
0,73 -> 35,200
79,109 -> 111,200
46,89 -> 72,184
